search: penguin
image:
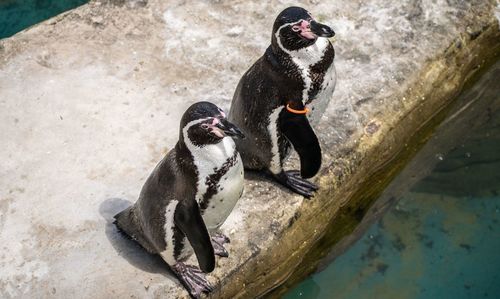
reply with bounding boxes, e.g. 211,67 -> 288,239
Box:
228,6 -> 336,198
114,102 -> 245,298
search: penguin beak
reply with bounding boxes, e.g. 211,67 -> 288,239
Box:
310,20 -> 335,38
217,119 -> 245,139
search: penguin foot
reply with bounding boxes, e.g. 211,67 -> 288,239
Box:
172,262 -> 213,299
213,232 -> 231,244
275,170 -> 319,198
211,233 -> 230,258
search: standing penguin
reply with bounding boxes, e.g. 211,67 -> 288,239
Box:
114,102 -> 245,298
229,6 -> 336,198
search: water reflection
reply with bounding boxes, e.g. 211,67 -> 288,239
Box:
284,61 -> 500,299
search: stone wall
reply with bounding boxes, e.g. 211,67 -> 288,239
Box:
0,0 -> 499,298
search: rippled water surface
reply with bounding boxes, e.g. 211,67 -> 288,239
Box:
0,0 -> 87,39
284,61 -> 500,299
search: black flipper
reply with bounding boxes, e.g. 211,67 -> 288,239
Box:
174,199 -> 215,273
279,103 -> 322,178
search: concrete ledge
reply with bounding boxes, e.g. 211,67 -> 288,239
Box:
0,0 -> 499,298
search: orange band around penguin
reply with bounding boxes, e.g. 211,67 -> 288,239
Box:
286,104 -> 309,115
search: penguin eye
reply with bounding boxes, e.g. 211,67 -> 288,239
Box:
292,25 -> 300,32
201,124 -> 209,129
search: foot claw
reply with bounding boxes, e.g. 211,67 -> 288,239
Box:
213,232 -> 230,244
172,263 -> 214,298
274,170 -> 319,198
286,171 -> 319,190
212,233 -> 230,257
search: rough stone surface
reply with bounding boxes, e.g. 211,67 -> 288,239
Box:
0,0 -> 499,298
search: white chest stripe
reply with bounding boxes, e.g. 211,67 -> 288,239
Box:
160,199 -> 179,265
268,106 -> 284,174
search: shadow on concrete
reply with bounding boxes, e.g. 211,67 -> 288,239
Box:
243,168 -> 319,198
243,169 -> 295,194
98,198 -> 173,276
243,169 -> 273,183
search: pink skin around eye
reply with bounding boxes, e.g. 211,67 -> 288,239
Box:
297,20 -> 316,40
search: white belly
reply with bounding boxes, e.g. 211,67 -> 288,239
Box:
201,154 -> 244,231
307,62 -> 336,126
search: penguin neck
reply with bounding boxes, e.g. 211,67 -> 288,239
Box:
180,135 -> 236,173
270,36 -> 332,103
271,36 -> 330,68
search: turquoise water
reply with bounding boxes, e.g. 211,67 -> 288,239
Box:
284,61 -> 500,299
0,0 -> 87,39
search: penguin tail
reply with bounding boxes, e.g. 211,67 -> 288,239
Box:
113,206 -> 157,253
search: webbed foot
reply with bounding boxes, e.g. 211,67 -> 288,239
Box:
172,262 -> 213,299
211,232 -> 230,257
274,170 -> 319,198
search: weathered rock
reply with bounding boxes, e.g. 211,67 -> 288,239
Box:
0,0 -> 499,298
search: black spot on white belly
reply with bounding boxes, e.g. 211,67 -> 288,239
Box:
199,150 -> 239,212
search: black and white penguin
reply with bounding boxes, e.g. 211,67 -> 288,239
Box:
114,102 -> 245,298
228,6 -> 336,198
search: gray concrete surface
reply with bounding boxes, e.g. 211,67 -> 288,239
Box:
0,0 -> 499,298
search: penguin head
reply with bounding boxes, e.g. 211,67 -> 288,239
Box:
180,102 -> 245,147
272,6 -> 335,51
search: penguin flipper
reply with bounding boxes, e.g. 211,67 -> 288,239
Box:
114,206 -> 157,253
279,106 -> 322,178
174,199 -> 215,273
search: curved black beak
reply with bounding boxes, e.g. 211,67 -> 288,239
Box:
217,119 -> 245,139
310,20 -> 335,38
